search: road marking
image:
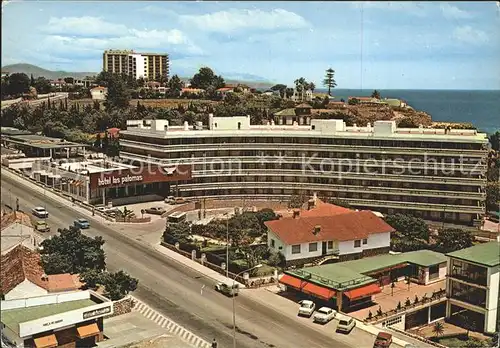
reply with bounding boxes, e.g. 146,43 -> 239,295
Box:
131,296 -> 211,348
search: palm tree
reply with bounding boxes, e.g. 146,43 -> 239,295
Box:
432,322 -> 445,338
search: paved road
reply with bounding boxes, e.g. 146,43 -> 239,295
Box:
1,175 -> 353,348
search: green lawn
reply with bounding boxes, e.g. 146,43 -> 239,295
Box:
435,336 -> 490,348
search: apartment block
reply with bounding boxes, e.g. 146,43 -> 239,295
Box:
446,241 -> 500,334
119,117 -> 489,225
102,50 -> 169,81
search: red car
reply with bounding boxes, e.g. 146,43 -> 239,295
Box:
373,332 -> 392,348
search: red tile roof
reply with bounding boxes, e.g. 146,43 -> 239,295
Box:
0,245 -> 82,295
265,210 -> 394,244
300,201 -> 352,218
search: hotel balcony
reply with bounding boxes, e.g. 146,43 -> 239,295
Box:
119,139 -> 487,158
119,151 -> 487,175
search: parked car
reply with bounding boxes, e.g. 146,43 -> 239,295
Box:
336,316 -> 356,333
145,207 -> 166,215
165,196 -> 176,204
313,307 -> 336,324
34,220 -> 50,233
215,282 -> 239,296
166,197 -> 187,205
373,332 -> 392,348
74,218 -> 90,229
32,206 -> 49,218
298,300 -> 316,317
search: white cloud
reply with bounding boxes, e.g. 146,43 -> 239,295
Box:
43,16 -> 128,36
180,8 -> 309,33
38,16 -> 203,58
350,1 -> 427,16
440,3 -> 473,19
453,26 -> 489,45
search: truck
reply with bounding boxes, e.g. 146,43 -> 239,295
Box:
34,220 -> 50,233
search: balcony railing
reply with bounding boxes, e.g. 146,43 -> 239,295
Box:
119,152 -> 487,174
120,139 -> 488,158
449,272 -> 488,287
177,180 -> 484,199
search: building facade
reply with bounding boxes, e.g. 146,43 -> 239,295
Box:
119,116 -> 489,225
446,241 -> 500,334
103,50 -> 169,81
1,290 -> 112,348
265,203 -> 394,266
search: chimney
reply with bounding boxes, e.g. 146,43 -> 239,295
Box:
313,225 -> 321,235
293,209 -> 300,219
41,273 -> 48,281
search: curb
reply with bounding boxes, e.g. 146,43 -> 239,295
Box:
131,296 -> 211,348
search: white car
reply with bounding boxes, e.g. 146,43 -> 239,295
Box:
298,300 -> 316,317
337,316 -> 356,333
32,206 -> 49,218
313,306 -> 337,324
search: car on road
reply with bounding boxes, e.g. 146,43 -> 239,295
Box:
145,207 -> 166,215
32,206 -> 49,218
74,218 -> 90,229
336,316 -> 356,333
215,282 -> 239,296
165,196 -> 187,205
312,306 -> 336,324
34,220 -> 50,233
373,332 -> 392,348
297,300 -> 316,317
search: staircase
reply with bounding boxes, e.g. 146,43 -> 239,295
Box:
310,254 -> 339,266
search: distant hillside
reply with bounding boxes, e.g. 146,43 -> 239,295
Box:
2,63 -> 275,89
1,63 -> 97,80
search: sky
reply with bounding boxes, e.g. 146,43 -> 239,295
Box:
2,1 -> 499,90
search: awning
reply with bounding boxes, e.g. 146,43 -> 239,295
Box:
303,282 -> 336,300
279,274 -> 336,300
33,334 -> 58,348
76,322 -> 100,339
344,283 -> 381,301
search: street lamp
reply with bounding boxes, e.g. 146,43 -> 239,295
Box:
232,264 -> 262,348
224,212 -> 230,278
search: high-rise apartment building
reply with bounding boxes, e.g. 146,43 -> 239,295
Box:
119,117 -> 489,226
102,50 -> 169,81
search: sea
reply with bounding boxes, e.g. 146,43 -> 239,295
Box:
315,89 -> 500,135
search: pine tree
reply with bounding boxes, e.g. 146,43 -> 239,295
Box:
323,68 -> 337,96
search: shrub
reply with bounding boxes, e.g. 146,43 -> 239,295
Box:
376,306 -> 383,316
367,311 -> 373,319
396,301 -> 402,310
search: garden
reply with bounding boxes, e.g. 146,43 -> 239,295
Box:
162,208 -> 284,278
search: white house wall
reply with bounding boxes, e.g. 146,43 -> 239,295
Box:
339,232 -> 390,256
5,279 -> 48,300
485,265 -> 499,333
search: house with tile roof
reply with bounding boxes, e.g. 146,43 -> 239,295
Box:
0,245 -> 83,300
265,200 -> 394,266
1,211 -> 42,255
273,103 -> 312,126
445,240 -> 500,334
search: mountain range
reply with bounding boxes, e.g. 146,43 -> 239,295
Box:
1,63 -> 275,89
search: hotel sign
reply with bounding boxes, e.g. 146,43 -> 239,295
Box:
83,306 -> 112,319
89,164 -> 192,190
97,174 -> 143,187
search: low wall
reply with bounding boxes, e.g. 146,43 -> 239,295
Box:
160,241 -> 275,287
115,216 -> 151,223
105,296 -> 133,319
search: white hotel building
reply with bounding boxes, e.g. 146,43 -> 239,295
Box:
119,116 -> 489,225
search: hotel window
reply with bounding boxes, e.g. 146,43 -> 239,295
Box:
327,241 -> 333,249
270,239 -> 275,248
363,239 -> 368,245
309,242 -> 318,252
291,244 -> 301,254
354,240 -> 361,248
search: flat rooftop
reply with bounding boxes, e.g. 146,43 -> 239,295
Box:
1,127 -> 32,136
2,299 -> 95,335
286,250 -> 447,291
6,134 -> 89,149
123,119 -> 488,143
447,241 -> 500,267
59,160 -> 137,174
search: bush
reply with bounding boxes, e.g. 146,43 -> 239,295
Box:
267,250 -> 285,267
397,301 -> 402,310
